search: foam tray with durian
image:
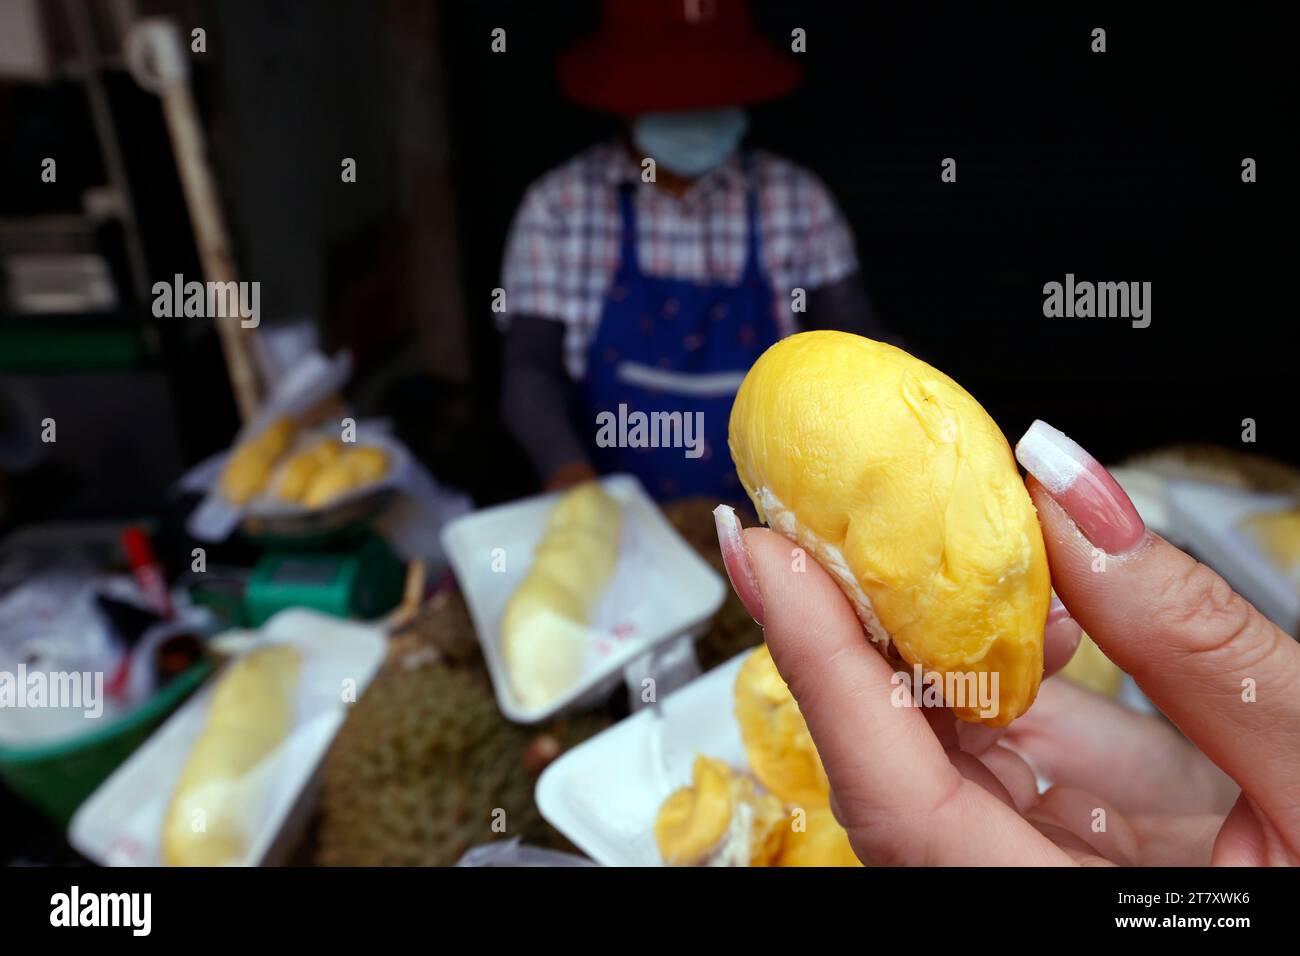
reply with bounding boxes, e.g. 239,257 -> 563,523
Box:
188,414 -> 411,542
535,645 -> 859,866
654,646 -> 860,867
69,609 -> 386,866
440,475 -> 728,723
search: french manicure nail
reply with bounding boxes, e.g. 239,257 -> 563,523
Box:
713,504 -> 764,626
1016,420 -> 1146,555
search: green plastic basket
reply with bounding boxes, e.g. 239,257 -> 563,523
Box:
0,662 -> 211,827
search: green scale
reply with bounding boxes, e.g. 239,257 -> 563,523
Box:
243,531 -> 405,627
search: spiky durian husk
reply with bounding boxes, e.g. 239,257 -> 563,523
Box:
317,660 -> 609,866
316,497 -> 758,867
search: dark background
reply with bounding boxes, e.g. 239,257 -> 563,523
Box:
0,0 -> 1295,511
443,0 -> 1296,470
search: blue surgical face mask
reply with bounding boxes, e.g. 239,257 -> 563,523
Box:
632,108 -> 749,178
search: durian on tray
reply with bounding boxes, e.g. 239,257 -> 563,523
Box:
69,609 -> 386,866
185,418 -> 411,543
537,646 -> 861,866
441,475 -> 728,723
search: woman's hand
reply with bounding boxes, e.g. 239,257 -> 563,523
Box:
713,420 -> 1300,865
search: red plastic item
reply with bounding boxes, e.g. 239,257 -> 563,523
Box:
121,526 -> 174,620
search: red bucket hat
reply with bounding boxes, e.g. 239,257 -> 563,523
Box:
557,0 -> 803,115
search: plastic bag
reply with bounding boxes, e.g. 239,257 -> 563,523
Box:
455,837 -> 596,867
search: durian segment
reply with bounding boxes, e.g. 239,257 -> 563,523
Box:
546,481 -> 622,534
163,644 -> 301,866
503,572 -> 587,626
654,767 -> 731,866
501,482 -> 622,710
300,445 -> 391,508
776,805 -> 861,867
533,527 -> 619,594
728,331 -> 1050,726
301,459 -> 360,508
734,645 -> 829,807
499,605 -> 589,712
654,755 -> 785,867
738,776 -> 788,867
732,646 -> 859,866
219,417 -> 296,505
344,446 -> 389,483
275,438 -> 342,502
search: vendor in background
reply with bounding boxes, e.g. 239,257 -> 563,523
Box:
499,0 -> 899,501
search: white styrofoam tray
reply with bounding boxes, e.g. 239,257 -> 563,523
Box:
1166,480 -> 1300,635
440,474 -> 727,724
69,609 -> 386,866
536,650 -> 749,866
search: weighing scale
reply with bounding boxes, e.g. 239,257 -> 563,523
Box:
186,464 -> 407,626
243,531 -> 405,626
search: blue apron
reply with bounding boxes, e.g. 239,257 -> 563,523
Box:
584,174 -> 778,501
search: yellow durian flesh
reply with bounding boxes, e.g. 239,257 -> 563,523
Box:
532,528 -> 619,599
343,446 -> 388,483
739,776 -> 788,867
546,480 -> 622,534
297,445 -> 390,508
498,608 -> 589,712
218,417 -> 296,504
301,460 -> 360,509
500,574 -> 590,710
219,455 -> 273,506
654,756 -> 733,866
163,644 -> 301,866
733,645 -> 859,866
654,755 -> 785,867
275,439 -> 342,502
728,331 -> 1049,726
246,417 -> 295,459
654,647 -> 862,866
501,482 -> 622,710
776,805 -> 862,868
734,645 -> 828,807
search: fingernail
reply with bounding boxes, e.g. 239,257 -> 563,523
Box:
713,504 -> 764,626
1016,420 -> 1145,554
1048,594 -> 1070,624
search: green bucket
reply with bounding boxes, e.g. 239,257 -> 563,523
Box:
0,662 -> 211,827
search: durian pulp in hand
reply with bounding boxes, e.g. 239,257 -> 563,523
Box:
502,483 -> 622,710
162,644 -> 300,866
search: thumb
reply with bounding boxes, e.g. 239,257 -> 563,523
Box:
1016,420 -> 1300,838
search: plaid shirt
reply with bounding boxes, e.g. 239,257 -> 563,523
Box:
500,142 -> 859,379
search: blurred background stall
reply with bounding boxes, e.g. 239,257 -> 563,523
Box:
0,0 -> 1294,867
